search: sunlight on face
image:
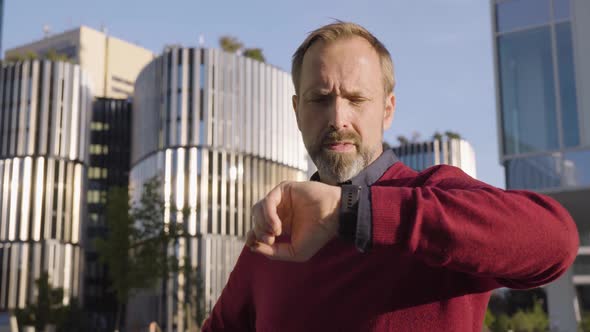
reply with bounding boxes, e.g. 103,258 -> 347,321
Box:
294,36 -> 393,184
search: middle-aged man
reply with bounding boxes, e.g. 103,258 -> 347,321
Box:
202,22 -> 579,331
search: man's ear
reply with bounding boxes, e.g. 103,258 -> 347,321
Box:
292,95 -> 301,131
383,93 -> 395,131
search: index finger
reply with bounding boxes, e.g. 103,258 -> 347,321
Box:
262,182 -> 291,236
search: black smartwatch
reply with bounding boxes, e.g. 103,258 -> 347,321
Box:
338,184 -> 362,243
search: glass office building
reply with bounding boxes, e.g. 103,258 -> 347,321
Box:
129,47 -> 308,330
492,0 -> 590,329
0,60 -> 92,312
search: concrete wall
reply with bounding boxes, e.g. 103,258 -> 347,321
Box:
105,35 -> 154,98
78,26 -> 107,97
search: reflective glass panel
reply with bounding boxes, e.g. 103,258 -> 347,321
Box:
496,0 -> 550,33
556,22 -> 579,147
498,27 -> 558,155
506,150 -> 590,190
505,154 -> 562,190
563,150 -> 590,188
553,0 -> 571,21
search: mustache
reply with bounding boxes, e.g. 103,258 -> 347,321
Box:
320,130 -> 361,145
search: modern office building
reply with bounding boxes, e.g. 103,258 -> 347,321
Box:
491,0 -> 590,330
84,98 -> 132,329
128,47 -> 308,330
6,26 -> 155,329
0,60 -> 93,313
5,25 -> 154,99
392,137 -> 477,178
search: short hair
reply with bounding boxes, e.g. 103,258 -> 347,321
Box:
291,21 -> 395,95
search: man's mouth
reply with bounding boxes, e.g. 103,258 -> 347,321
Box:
323,141 -> 356,152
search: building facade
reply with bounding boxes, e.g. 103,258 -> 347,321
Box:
392,137 -> 477,178
0,60 -> 92,312
6,26 -> 155,329
84,98 -> 132,329
491,0 -> 590,329
129,47 -> 308,330
5,25 -> 154,99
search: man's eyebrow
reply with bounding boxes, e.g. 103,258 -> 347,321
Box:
301,87 -> 372,99
302,88 -> 332,98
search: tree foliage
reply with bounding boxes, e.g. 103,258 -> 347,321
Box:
242,48 -> 266,62
5,49 -> 74,64
218,36 -> 266,63
485,296 -> 549,332
219,36 -> 244,53
13,273 -> 89,331
96,177 -> 196,330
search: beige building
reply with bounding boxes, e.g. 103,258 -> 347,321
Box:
5,25 -> 154,98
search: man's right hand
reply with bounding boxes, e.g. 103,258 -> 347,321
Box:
246,181 -> 342,262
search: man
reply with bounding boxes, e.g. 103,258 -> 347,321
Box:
202,22 -> 578,331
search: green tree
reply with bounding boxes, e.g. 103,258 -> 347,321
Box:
444,130 -> 461,140
432,131 -> 443,141
183,265 -> 207,330
218,36 -> 266,63
580,311 -> 590,331
509,300 -> 548,332
96,178 -> 184,331
95,186 -> 134,330
397,135 -> 409,146
488,298 -> 549,332
493,313 -> 512,332
12,273 -> 88,331
484,309 -> 496,331
44,49 -> 72,62
382,141 -> 391,151
4,49 -> 74,64
219,36 -> 244,53
242,48 -> 266,63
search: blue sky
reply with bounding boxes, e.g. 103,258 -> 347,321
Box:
3,0 -> 504,188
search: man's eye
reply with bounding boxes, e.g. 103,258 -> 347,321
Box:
349,98 -> 366,105
310,96 -> 330,104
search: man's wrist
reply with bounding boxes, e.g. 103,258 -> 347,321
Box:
339,184 -> 361,243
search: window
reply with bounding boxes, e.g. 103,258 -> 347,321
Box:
88,167 -> 100,179
89,144 -> 109,155
498,26 -> 558,155
553,0 -> 571,21
496,0 -> 550,33
556,22 -> 579,147
90,122 -> 110,131
88,190 -> 100,203
563,150 -> 590,188
505,155 -> 562,190
506,151 -> 590,190
89,213 -> 99,224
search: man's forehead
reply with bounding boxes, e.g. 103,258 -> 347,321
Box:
298,37 -> 381,90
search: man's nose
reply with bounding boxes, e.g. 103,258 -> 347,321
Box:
327,97 -> 351,130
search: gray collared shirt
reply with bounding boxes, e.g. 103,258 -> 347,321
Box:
311,149 -> 399,252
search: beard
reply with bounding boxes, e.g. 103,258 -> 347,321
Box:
306,129 -> 376,184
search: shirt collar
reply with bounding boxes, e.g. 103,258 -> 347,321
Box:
310,148 -> 399,186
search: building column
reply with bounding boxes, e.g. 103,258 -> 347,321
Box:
546,267 -> 579,331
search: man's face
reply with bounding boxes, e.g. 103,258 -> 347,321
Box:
293,36 -> 395,185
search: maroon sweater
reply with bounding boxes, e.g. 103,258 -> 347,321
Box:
202,158 -> 578,331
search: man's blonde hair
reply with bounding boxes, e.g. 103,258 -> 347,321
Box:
291,21 -> 395,95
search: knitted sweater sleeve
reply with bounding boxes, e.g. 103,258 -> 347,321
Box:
201,247 -> 255,331
369,165 -> 579,289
